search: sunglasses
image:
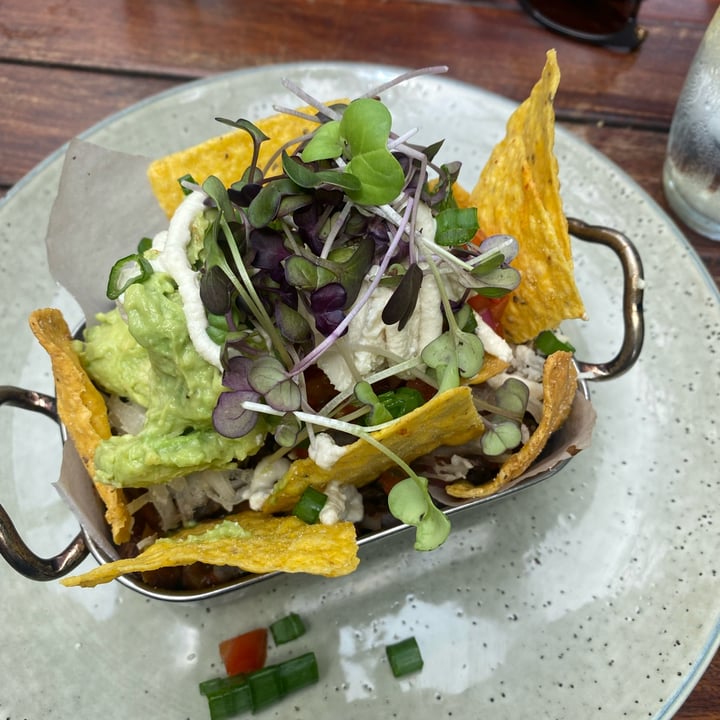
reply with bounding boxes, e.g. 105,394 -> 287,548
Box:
517,0 -> 647,51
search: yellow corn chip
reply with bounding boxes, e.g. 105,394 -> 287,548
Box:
446,351 -> 577,499
61,510 -> 359,587
467,354 -> 510,385
263,386 -> 485,513
148,103 -> 346,217
28,309 -> 133,543
468,50 -> 586,343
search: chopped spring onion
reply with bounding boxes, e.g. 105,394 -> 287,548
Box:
247,665 -> 284,712
270,612 -> 306,645
200,652 -> 319,719
291,487 -> 328,524
386,636 -> 424,678
277,652 -> 320,694
534,329 -> 576,356
106,253 -> 154,300
202,676 -> 253,720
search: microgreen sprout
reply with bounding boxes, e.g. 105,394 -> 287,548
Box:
177,67 -> 530,546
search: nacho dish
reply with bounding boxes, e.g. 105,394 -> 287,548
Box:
30,51 -> 590,591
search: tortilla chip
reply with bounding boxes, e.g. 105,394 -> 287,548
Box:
263,386 -> 486,513
61,509 -> 359,587
468,50 -> 586,343
446,351 -> 577,499
467,354 -> 510,385
28,309 -> 133,543
148,102 -> 346,217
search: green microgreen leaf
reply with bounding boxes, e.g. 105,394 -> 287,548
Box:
387,476 -> 451,551
471,266 -> 521,297
247,183 -> 282,227
434,207 -> 479,246
494,377 -> 530,419
354,381 -> 393,425
282,152 -> 361,193
455,330 -> 485,378
345,147 -> 405,205
275,301 -> 312,344
274,413 -> 302,448
420,332 -> 459,393
481,418 -> 523,457
300,120 -> 343,162
284,255 -> 337,290
333,236 -> 375,308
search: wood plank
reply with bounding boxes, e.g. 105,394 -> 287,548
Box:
0,64 -> 178,187
0,0 -> 715,126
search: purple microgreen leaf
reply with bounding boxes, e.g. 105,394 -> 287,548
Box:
222,356 -> 255,391
250,228 -> 290,277
311,282 -> 347,337
212,390 -> 260,438
381,262 -> 423,330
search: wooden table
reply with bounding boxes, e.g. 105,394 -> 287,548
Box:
1,1 -> 718,716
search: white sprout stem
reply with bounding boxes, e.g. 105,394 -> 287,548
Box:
239,401 -> 416,478
271,105 -> 324,124
361,66 -> 449,99
388,127 -> 419,150
320,201 -> 353,259
415,231 -> 476,272
281,77 -> 343,121
261,130 -> 317,176
317,354 -> 428,418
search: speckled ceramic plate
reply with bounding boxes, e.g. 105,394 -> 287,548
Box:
1,62 -> 718,720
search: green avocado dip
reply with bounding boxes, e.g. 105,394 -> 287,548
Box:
75,271 -> 267,488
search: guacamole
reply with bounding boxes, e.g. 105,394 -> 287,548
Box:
76,271 -> 267,488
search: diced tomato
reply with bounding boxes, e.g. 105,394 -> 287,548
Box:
219,627 -> 268,676
378,468 -> 406,495
467,294 -> 510,336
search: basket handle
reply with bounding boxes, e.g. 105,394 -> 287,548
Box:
0,386 -> 88,580
567,218 -> 645,382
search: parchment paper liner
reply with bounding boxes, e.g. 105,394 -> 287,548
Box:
47,139 -> 596,562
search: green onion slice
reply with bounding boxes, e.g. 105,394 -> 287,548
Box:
291,487 -> 328,524
201,652 -> 319,718
386,636 -> 424,678
277,652 -> 319,694
270,613 -> 306,645
202,676 -> 252,720
106,253 -> 153,300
